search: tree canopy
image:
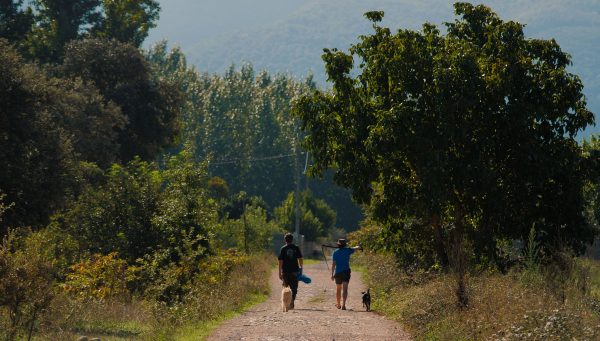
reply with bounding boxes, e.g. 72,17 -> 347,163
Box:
1,0 -> 159,63
294,3 -> 597,264
61,38 -> 182,162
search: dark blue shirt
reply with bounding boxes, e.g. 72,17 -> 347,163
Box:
332,247 -> 355,274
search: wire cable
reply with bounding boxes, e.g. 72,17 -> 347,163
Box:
208,152 -> 303,166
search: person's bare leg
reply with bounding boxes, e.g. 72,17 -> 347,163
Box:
336,284 -> 342,308
342,281 -> 349,309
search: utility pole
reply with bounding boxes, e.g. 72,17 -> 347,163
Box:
294,131 -> 301,243
243,203 -> 249,254
303,151 -> 310,190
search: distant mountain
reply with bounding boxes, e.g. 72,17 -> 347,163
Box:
149,0 -> 600,134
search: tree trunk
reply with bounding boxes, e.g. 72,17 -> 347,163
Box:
449,214 -> 468,308
431,214 -> 449,268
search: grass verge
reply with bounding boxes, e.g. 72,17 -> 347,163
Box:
355,252 -> 600,340
172,292 -> 268,341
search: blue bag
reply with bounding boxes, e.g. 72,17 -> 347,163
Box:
298,273 -> 312,284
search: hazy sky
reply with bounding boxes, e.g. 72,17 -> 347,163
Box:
147,0 -> 599,135
146,0 -> 305,49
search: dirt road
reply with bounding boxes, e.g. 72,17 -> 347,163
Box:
206,262 -> 411,340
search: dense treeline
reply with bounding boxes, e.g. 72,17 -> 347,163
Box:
147,43 -> 363,229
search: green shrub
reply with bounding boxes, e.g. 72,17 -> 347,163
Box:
63,252 -> 133,301
216,205 -> 283,253
149,252 -> 271,328
0,230 -> 57,341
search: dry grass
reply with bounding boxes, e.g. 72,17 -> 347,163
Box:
26,253 -> 272,340
33,296 -> 154,340
356,253 -> 600,340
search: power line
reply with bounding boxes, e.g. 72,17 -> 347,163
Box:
208,152 -> 302,166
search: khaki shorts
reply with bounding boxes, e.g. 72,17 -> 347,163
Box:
334,269 -> 351,284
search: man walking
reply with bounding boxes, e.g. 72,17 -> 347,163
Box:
331,238 -> 362,310
278,233 -> 303,309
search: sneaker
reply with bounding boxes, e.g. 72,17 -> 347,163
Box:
290,301 -> 294,310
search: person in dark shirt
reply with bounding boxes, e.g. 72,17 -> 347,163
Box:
278,232 -> 303,309
331,238 -> 362,310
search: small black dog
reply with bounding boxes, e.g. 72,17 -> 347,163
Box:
362,288 -> 371,311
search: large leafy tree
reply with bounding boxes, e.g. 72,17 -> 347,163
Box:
61,38 -> 182,162
0,39 -> 75,232
294,3 -> 596,266
0,38 -> 131,232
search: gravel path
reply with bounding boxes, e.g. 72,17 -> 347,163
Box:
206,261 -> 412,341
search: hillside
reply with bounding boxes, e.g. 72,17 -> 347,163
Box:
148,0 -> 600,135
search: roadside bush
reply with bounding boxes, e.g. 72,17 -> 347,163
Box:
150,252 -> 271,328
0,230 -> 57,341
63,252 -> 133,301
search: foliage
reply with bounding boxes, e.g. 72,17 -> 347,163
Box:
216,203 -> 282,253
207,176 -> 229,199
147,45 -> 362,230
348,218 -> 439,270
17,0 -> 159,63
54,158 -> 162,263
94,0 -> 160,47
192,64 -> 307,207
54,77 -> 126,168
54,151 -> 218,266
275,189 -> 336,241
0,192 -> 12,224
0,230 -> 57,341
0,0 -> 33,43
356,252 -> 600,341
151,151 -> 217,260
145,41 -> 204,154
61,37 -> 182,162
582,134 -> 600,233
294,3 -> 596,269
0,39 -> 75,231
150,252 -> 271,328
63,252 -> 132,301
219,191 -> 269,221
26,0 -> 103,62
